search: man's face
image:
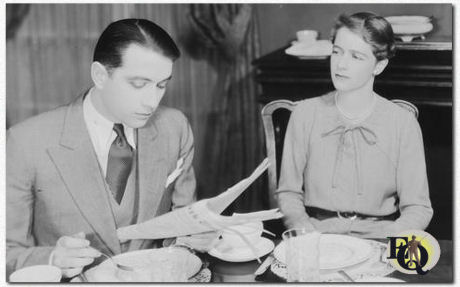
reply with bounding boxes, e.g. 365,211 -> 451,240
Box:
330,27 -> 379,93
99,44 -> 173,128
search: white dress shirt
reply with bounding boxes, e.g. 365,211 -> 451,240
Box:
83,88 -> 136,176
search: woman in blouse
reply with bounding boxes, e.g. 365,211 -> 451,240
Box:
276,12 -> 432,238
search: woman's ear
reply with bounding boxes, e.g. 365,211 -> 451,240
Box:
91,62 -> 109,89
373,58 -> 389,76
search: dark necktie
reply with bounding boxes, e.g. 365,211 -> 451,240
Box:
106,124 -> 133,204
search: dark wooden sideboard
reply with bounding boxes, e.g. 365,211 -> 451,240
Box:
253,41 -> 452,105
253,41 -> 453,239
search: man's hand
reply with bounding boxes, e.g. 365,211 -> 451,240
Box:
50,232 -> 101,278
176,231 -> 221,253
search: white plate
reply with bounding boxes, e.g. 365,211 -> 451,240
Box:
391,22 -> 433,35
385,15 -> 431,24
208,237 -> 275,262
112,248 -> 201,278
274,234 -> 372,270
285,40 -> 332,58
86,248 -> 202,281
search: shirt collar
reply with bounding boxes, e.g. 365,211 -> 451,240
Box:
84,88 -> 136,148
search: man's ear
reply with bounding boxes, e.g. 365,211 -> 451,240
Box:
91,62 -> 109,89
373,58 -> 389,76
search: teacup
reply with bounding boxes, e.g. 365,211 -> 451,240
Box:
296,30 -> 318,45
221,221 -> 263,249
9,265 -> 62,282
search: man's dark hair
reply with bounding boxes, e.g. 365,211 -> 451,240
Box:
93,18 -> 181,72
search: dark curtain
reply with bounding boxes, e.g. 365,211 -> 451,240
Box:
187,4 -> 267,213
6,4 -> 30,129
6,4 -> 30,40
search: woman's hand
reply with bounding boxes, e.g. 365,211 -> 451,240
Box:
289,218 -> 317,232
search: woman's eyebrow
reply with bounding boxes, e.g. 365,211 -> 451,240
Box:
333,44 -> 370,58
350,49 -> 369,58
332,44 -> 343,51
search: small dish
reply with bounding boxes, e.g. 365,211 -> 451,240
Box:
385,15 -> 431,24
285,40 -> 332,58
208,237 -> 275,262
385,16 -> 433,43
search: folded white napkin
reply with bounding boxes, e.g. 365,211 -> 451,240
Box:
117,158 -> 283,241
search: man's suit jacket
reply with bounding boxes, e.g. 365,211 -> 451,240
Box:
6,92 -> 196,275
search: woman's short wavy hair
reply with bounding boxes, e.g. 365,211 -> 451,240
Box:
330,12 -> 396,61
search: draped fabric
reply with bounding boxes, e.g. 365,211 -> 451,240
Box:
186,4 -> 266,213
188,4 -> 252,62
6,4 -> 30,40
6,4 -> 267,212
6,4 -> 120,126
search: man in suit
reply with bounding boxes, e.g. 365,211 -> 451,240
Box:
6,19 -> 212,279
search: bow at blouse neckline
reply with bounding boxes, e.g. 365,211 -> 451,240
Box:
322,122 -> 378,196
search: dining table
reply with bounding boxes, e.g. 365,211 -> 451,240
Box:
205,238 -> 453,283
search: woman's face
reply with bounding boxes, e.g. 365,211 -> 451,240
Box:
330,27 -> 380,93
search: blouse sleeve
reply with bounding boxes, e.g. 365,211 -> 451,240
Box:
276,102 -> 315,229
389,112 -> 433,234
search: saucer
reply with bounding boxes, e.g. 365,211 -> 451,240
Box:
208,237 -> 274,262
285,40 -> 332,59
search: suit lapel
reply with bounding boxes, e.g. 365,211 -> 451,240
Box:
136,122 -> 168,223
47,94 -> 121,255
128,120 -> 168,252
